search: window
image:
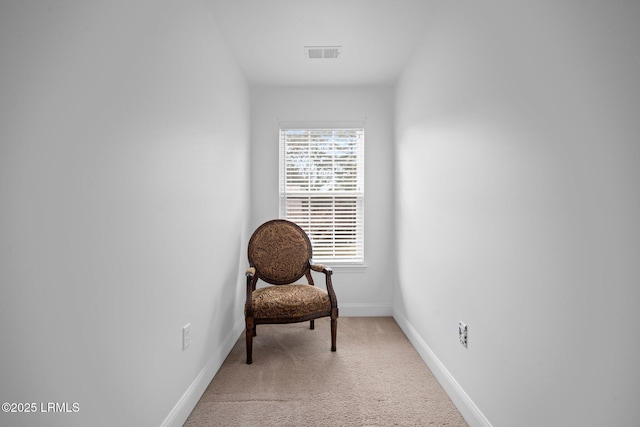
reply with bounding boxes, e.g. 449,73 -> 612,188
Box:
279,127 -> 364,264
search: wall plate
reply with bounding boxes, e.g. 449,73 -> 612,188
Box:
459,321 -> 468,348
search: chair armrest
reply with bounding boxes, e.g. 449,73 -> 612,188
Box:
311,264 -> 332,275
246,267 -> 256,277
311,264 -> 337,310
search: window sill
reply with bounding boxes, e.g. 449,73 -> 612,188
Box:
324,263 -> 368,273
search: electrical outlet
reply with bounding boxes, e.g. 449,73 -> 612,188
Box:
458,321 -> 468,348
183,324 -> 191,351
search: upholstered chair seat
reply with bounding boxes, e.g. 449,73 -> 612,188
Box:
252,284 -> 331,321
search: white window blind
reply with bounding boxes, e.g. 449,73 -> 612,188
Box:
279,128 -> 364,264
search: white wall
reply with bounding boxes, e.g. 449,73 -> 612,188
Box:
0,1 -> 249,426
250,87 -> 395,315
394,1 -> 640,426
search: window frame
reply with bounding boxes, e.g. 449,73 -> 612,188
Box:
279,124 -> 365,265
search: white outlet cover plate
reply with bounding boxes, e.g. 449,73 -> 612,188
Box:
458,321 -> 467,347
183,324 -> 191,350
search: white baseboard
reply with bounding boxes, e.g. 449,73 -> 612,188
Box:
392,310 -> 492,427
339,303 -> 393,317
160,320 -> 245,427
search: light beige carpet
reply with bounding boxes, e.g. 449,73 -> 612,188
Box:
184,317 -> 468,427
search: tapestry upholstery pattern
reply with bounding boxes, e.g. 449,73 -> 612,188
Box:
252,284 -> 331,320
248,220 -> 311,284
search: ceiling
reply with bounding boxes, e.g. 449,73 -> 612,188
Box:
204,0 -> 440,87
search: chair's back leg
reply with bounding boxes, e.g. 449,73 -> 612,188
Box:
310,320 -> 315,330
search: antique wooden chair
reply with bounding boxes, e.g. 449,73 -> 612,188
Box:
244,219 -> 338,364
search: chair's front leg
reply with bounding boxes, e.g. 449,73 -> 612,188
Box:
331,313 -> 337,352
246,317 -> 254,364
310,319 -> 315,330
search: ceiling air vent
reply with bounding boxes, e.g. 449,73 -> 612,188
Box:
304,46 -> 342,59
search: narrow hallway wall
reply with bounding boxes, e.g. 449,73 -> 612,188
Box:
0,1 -> 250,426
394,1 -> 640,426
